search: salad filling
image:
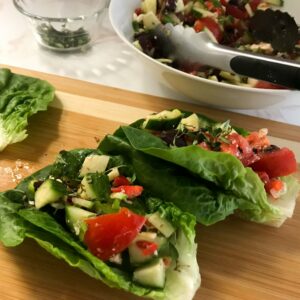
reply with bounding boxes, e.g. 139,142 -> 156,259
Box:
132,0 -> 300,88
0,149 -> 200,300
99,109 -> 299,227
141,110 -> 297,199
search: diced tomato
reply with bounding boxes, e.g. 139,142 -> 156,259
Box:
194,20 -> 205,33
220,139 -> 239,157
111,185 -> 144,199
246,130 -> 270,150
214,7 -> 224,16
136,240 -> 158,256
205,1 -> 224,16
198,17 -> 223,42
163,257 -> 173,267
226,4 -> 248,19
84,208 -> 146,261
205,1 -> 214,11
221,133 -> 259,166
265,178 -> 286,199
254,80 -> 286,89
249,0 -> 261,11
250,147 -> 297,178
135,8 -> 143,16
256,171 -> 270,185
220,0 -> 228,6
112,176 -> 130,187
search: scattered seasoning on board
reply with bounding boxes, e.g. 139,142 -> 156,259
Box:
37,23 -> 91,50
0,160 -> 34,185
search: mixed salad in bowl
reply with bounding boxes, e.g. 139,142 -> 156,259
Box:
132,0 -> 300,89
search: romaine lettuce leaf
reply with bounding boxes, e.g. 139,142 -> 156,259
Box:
99,134 -> 240,225
164,230 -> 200,300
0,148 -> 200,299
0,68 -> 54,151
99,126 -> 287,225
146,197 -> 196,243
0,190 -> 28,246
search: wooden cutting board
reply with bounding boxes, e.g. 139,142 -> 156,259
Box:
0,66 -> 299,300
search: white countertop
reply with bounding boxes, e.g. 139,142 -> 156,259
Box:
1,1 -> 300,126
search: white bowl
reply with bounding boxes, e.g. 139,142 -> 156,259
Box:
109,0 -> 300,109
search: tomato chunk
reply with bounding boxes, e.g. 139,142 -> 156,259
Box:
254,80 -> 286,89
265,178 -> 286,199
136,240 -> 158,256
194,20 -> 205,33
226,4 -> 248,19
84,208 -> 146,261
246,130 -> 270,150
112,176 -> 130,187
197,17 -> 223,42
250,147 -> 297,178
256,171 -> 270,185
249,0 -> 261,11
220,133 -> 259,166
111,185 -> 144,199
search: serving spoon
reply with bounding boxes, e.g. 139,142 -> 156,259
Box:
155,24 -> 300,89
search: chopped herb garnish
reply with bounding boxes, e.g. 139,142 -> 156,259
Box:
37,23 -> 91,50
132,21 -> 140,32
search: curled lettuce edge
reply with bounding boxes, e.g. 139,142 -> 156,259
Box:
0,149 -> 200,300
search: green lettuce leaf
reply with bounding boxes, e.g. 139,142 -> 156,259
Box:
164,229 -> 200,300
0,68 -> 55,151
25,226 -> 104,281
1,148 -> 201,299
0,190 -> 28,246
99,126 -> 285,225
99,134 -> 240,225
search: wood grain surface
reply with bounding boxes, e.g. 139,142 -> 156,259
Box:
0,66 -> 299,300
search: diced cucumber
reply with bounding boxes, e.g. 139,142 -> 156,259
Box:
162,13 -> 181,25
129,232 -> 158,265
142,109 -> 182,130
107,167 -> 120,181
65,206 -> 96,239
178,113 -> 200,132
175,0 -> 185,13
78,173 -> 109,201
219,71 -> 241,83
110,192 -> 127,200
27,179 -> 39,200
78,175 -> 96,200
265,0 -> 283,6
34,179 -> 66,209
147,212 -> 175,238
141,0 -> 157,14
143,11 -> 161,30
133,258 -> 166,288
157,238 -> 179,269
72,197 -> 94,209
79,154 -> 110,177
